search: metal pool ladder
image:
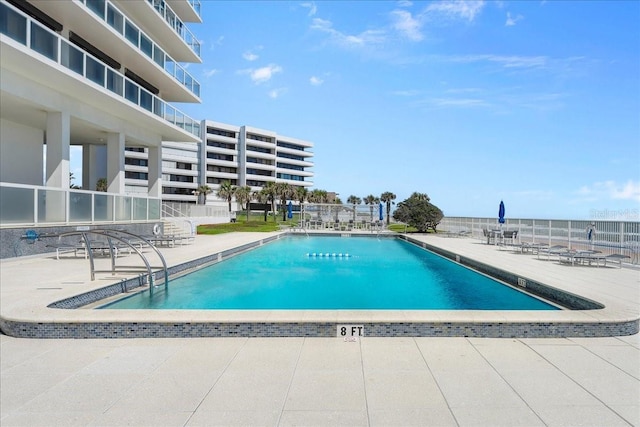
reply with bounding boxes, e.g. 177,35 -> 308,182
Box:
53,229 -> 169,296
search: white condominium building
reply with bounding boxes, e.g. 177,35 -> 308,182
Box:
124,120 -> 315,205
204,121 -> 314,195
0,0 -> 202,204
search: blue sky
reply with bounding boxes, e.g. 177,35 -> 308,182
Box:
75,0 -> 640,220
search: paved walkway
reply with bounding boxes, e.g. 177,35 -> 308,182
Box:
1,232 -> 639,425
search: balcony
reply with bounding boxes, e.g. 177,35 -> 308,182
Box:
28,0 -> 200,99
0,2 -> 200,139
80,0 -> 200,97
146,0 -> 201,58
166,0 -> 201,23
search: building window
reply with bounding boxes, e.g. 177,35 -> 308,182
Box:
246,157 -> 273,166
277,152 -> 305,161
207,140 -> 235,150
277,141 -> 306,151
277,162 -> 304,171
125,171 -> 148,180
175,162 -> 192,170
207,177 -> 237,185
277,173 -> 304,181
247,145 -> 272,154
125,158 -> 148,166
206,127 -> 236,138
247,168 -> 273,177
207,153 -> 234,161
246,133 -> 273,143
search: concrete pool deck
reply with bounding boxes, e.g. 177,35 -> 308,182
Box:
0,231 -> 638,338
1,232 -> 639,425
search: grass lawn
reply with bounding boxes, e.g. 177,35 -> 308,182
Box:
198,212 -> 298,235
198,213 -> 428,235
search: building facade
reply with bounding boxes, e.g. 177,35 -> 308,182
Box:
123,120 -> 315,205
0,0 -> 202,198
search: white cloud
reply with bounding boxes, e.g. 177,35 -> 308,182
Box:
243,51 -> 259,61
310,18 -> 387,48
300,2 -> 317,17
576,180 -> 640,202
203,69 -> 218,78
391,89 -> 420,96
398,0 -> 413,7
268,88 -> 287,99
390,10 -> 424,41
446,54 -> 548,69
309,76 -> 324,86
505,12 -> 523,26
426,0 -> 486,22
239,64 -> 283,84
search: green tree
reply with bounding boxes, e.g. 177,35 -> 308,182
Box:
260,182 -> 278,219
96,178 -> 108,192
275,182 -> 296,221
234,185 -> 252,221
216,181 -> 235,212
363,194 -> 380,221
295,186 -> 308,204
69,173 -> 81,189
196,184 -> 212,205
392,192 -> 443,232
346,195 -> 361,221
380,191 -> 396,225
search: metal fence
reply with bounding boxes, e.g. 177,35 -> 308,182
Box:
440,216 -> 640,263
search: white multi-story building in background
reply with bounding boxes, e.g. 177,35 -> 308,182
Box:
0,0 -> 202,199
124,120 -> 314,205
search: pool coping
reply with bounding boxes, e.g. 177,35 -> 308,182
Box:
1,232 -> 638,338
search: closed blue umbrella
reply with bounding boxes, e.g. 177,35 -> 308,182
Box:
498,200 -> 505,225
379,203 -> 384,221
287,201 -> 293,219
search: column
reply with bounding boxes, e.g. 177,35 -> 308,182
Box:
45,111 -> 70,189
106,132 -> 125,194
147,144 -> 162,198
82,144 -> 107,191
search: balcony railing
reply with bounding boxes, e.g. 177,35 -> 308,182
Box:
147,0 -> 200,57
0,183 -> 161,227
0,1 -> 200,138
80,0 -> 200,97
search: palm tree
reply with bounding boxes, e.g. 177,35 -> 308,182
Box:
216,181 -> 235,212
380,191 -> 396,225
347,195 -> 362,222
260,181 -> 278,219
295,186 -> 308,204
275,182 -> 296,221
196,184 -> 212,205
69,172 -> 81,189
96,178 -> 108,192
234,185 -> 252,221
363,194 -> 380,221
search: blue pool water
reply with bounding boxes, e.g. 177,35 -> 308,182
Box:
103,236 -> 558,310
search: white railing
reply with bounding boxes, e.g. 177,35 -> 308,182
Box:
146,0 -> 201,57
440,216 -> 640,263
161,201 -> 228,220
0,182 -> 161,227
79,0 -> 201,96
0,1 -> 200,137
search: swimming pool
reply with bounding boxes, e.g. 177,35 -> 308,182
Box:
103,236 -> 558,310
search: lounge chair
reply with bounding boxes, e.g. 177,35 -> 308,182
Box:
557,250 -> 600,266
562,252 -> 630,268
510,242 -> 548,254
537,245 -> 569,261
